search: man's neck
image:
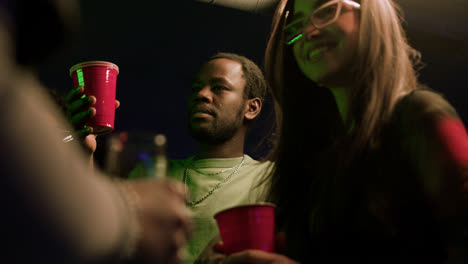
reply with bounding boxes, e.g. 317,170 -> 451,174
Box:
195,133 -> 245,160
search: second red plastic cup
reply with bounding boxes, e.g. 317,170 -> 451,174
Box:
214,202 -> 276,255
69,61 -> 119,135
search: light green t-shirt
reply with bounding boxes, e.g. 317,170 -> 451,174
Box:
129,155 -> 273,263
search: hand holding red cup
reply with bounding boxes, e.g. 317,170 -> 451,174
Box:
69,61 -> 119,135
214,202 -> 276,254
209,204 -> 298,264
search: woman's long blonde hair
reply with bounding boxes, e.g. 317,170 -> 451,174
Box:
351,0 -> 422,148
263,0 -> 423,239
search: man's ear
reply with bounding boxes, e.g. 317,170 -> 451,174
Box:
244,98 -> 262,121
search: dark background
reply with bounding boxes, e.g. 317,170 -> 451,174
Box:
38,0 -> 468,166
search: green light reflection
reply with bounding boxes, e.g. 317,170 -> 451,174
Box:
77,69 -> 85,87
287,34 -> 303,45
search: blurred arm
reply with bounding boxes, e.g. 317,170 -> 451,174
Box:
0,70 -> 133,263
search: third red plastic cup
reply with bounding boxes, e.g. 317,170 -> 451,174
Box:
214,202 -> 276,254
69,61 -> 119,135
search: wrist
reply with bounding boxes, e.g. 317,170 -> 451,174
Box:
113,180 -> 142,260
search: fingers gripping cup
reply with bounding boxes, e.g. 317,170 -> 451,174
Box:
214,202 -> 276,254
69,61 -> 119,134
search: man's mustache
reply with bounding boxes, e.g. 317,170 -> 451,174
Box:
191,104 -> 217,116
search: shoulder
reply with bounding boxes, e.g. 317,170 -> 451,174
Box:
128,156 -> 194,179
241,155 -> 274,186
389,88 -> 468,169
390,88 -> 461,137
168,157 -> 193,169
394,88 -> 459,121
243,155 -> 274,169
166,157 -> 193,180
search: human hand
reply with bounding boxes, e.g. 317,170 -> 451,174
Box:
219,250 -> 299,264
198,232 -> 292,264
195,234 -> 225,264
65,86 -> 120,153
126,178 -> 193,264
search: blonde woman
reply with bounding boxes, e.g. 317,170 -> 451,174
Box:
209,0 -> 468,263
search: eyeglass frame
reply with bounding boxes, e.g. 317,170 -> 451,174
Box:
284,0 -> 361,46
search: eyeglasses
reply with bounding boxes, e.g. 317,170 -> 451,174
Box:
284,0 -> 360,46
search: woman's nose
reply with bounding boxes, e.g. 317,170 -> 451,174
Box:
303,23 -> 321,41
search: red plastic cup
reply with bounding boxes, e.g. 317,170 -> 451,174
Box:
69,61 -> 119,135
214,202 -> 276,255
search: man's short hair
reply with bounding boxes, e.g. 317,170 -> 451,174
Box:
209,52 -> 267,102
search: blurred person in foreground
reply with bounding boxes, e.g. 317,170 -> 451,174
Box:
0,0 -> 192,263
202,0 -> 468,263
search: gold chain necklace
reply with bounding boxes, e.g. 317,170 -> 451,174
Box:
184,155 -> 245,206
187,164 -> 235,176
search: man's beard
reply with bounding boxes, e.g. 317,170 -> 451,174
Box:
189,106 -> 244,145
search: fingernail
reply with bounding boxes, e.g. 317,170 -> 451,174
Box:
88,107 -> 96,117
87,96 -> 96,104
